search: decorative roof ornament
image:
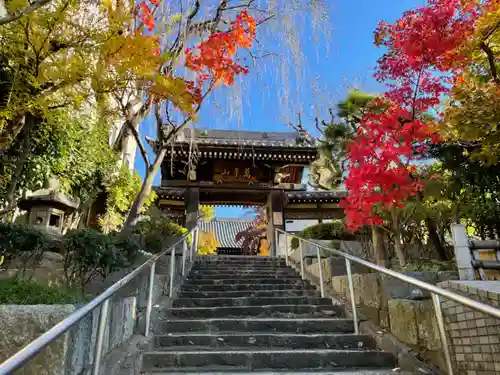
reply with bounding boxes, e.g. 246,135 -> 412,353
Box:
288,113 -> 315,146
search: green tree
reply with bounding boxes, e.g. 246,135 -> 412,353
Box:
0,109 -> 116,216
310,90 -> 379,190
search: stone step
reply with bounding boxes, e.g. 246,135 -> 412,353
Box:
158,318 -> 354,334
167,304 -> 340,319
143,371 -> 402,375
183,278 -> 307,286
181,283 -> 316,292
141,349 -> 396,371
187,273 -> 300,280
196,256 -> 285,261
155,333 -> 376,350
191,263 -> 292,268
178,289 -> 320,299
194,261 -> 287,267
173,297 -> 332,308
189,269 -> 298,276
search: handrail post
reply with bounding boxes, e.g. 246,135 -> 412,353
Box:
299,238 -> 305,280
181,240 -> 187,276
316,245 -> 325,297
91,299 -> 109,375
345,258 -> 358,334
193,227 -> 199,259
169,244 -> 176,297
285,232 -> 289,266
189,231 -> 194,263
145,262 -> 156,337
275,229 -> 279,259
432,293 -> 455,375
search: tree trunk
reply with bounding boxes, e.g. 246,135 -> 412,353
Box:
372,225 -> 388,267
122,147 -> 167,231
393,230 -> 407,268
3,114 -> 34,220
425,217 -> 448,261
391,210 -> 407,267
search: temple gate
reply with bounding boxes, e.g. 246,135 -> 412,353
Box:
154,128 -> 345,256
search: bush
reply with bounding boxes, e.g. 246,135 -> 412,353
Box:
63,229 -> 141,289
134,215 -> 189,252
0,278 -> 87,304
0,223 -> 52,271
290,221 -> 356,249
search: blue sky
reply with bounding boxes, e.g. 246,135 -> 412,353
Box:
135,0 -> 425,219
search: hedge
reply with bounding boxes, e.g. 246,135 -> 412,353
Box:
290,221 -> 356,249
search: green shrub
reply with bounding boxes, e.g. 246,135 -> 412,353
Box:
290,221 -> 356,249
0,223 -> 51,270
0,278 -> 87,304
134,215 -> 189,252
63,229 -> 140,289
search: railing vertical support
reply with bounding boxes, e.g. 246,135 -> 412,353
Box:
169,245 -> 176,297
145,262 -> 156,337
316,245 -> 325,298
345,258 -> 358,334
285,233 -> 289,266
91,299 -> 110,375
432,293 -> 455,375
299,238 -> 305,280
189,232 -> 194,263
275,229 -> 279,259
193,228 -> 199,260
181,240 -> 187,276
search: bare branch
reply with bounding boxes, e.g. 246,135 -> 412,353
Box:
125,119 -> 150,170
480,41 -> 499,83
0,203 -> 17,218
0,0 -> 53,26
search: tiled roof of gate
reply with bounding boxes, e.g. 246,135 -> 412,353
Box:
287,191 -> 347,202
175,128 -> 318,148
198,218 -> 255,248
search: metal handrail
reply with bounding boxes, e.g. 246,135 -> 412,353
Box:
0,226 -> 200,375
275,228 -> 500,375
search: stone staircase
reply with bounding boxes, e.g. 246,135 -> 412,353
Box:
141,256 -> 398,374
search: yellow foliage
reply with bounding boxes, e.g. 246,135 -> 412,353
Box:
0,0 -> 195,147
197,231 -> 219,255
440,2 -> 500,162
149,76 -> 199,115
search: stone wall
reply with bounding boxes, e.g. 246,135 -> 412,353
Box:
0,297 -> 136,375
439,280 -> 500,375
0,244 -> 187,375
305,261 -> 500,374
305,263 -> 458,372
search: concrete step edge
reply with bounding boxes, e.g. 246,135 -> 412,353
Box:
163,317 -> 352,322
143,371 -> 400,375
144,348 -> 386,355
155,332 -> 366,338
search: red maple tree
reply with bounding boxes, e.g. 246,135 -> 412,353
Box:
185,10 -> 256,86
342,0 -> 478,232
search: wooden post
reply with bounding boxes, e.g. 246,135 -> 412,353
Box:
450,224 -> 475,280
184,188 -> 199,231
266,191 -> 285,257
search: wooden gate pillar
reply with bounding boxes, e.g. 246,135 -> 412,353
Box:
266,191 -> 285,257
185,188 -> 200,230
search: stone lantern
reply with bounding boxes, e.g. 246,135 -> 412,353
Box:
18,177 -> 80,234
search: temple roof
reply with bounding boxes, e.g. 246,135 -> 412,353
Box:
155,188 -> 345,201
198,218 -> 255,248
175,128 -> 318,149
